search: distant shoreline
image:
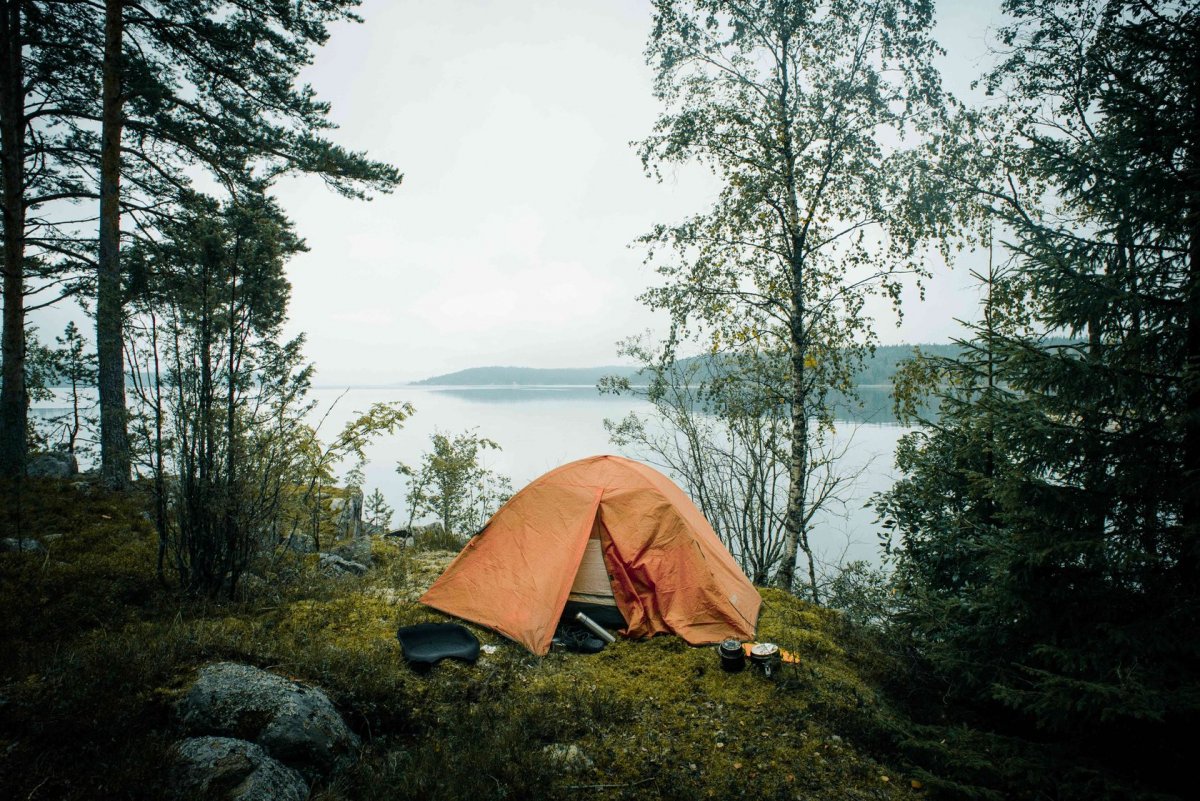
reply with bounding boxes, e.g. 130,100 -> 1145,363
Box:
406,343 -> 963,387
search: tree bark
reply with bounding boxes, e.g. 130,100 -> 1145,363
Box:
781,255 -> 813,598
97,0 -> 129,488
0,1 -> 26,478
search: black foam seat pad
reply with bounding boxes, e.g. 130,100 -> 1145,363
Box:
396,622 -> 480,668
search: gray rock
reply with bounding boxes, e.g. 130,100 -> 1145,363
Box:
542,743 -> 594,774
172,737 -> 307,801
177,663 -> 359,779
318,552 -> 368,577
336,489 -> 364,539
283,534 -> 317,554
383,532 -> 415,548
328,535 -> 372,566
0,537 -> 45,555
26,451 -> 77,479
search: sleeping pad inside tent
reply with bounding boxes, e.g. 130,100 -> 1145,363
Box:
419,454 -> 761,655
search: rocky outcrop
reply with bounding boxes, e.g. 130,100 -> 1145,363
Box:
172,736 -> 308,801
176,662 -> 359,780
26,452 -> 77,479
383,531 -> 416,548
318,552 -> 368,577
283,534 -> 317,554
335,489 -> 363,539
328,532 -> 372,566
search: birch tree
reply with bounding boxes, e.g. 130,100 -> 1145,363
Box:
638,0 -> 956,593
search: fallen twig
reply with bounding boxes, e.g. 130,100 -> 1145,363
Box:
563,777 -> 655,791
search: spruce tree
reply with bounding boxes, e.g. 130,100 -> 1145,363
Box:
876,2 -> 1199,797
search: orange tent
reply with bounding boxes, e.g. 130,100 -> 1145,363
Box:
420,454 -> 761,655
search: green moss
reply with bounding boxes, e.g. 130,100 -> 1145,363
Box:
0,480 -> 917,801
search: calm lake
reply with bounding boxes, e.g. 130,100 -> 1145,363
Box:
308,384 -> 906,568
33,384 -> 908,568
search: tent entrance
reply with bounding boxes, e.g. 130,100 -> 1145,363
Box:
563,516 -> 627,629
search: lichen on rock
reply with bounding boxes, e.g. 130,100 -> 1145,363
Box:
172,736 -> 308,801
176,662 -> 359,779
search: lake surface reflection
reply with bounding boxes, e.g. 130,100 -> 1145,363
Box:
312,385 -> 906,567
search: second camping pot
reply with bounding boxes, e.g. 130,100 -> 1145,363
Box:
718,639 -> 746,672
749,642 -> 782,677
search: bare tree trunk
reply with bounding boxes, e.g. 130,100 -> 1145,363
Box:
779,210 -> 815,599
97,0 -> 129,488
0,0 -> 26,477
224,234 -> 241,596
150,314 -> 168,585
1183,141 -> 1199,581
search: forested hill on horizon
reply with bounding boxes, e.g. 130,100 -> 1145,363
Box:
411,343 -> 964,386
411,365 -> 640,386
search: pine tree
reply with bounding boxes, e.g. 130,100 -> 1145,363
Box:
93,0 -> 402,488
0,2 -> 97,477
364,488 -> 393,534
51,321 -> 96,456
2,1 -> 402,483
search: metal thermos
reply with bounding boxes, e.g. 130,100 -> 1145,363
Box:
574,612 -> 617,644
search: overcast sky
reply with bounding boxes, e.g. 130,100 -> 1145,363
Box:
39,0 -> 1007,386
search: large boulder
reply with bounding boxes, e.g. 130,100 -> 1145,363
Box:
172,737 -> 307,801
177,663 -> 359,779
26,451 -> 77,479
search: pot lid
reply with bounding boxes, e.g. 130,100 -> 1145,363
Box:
750,642 -> 779,657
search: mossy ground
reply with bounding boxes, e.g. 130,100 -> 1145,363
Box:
0,480 -> 917,800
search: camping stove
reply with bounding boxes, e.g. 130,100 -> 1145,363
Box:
749,642 -> 781,677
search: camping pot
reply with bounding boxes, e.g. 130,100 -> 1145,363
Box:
749,642 -> 781,677
718,639 -> 745,672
